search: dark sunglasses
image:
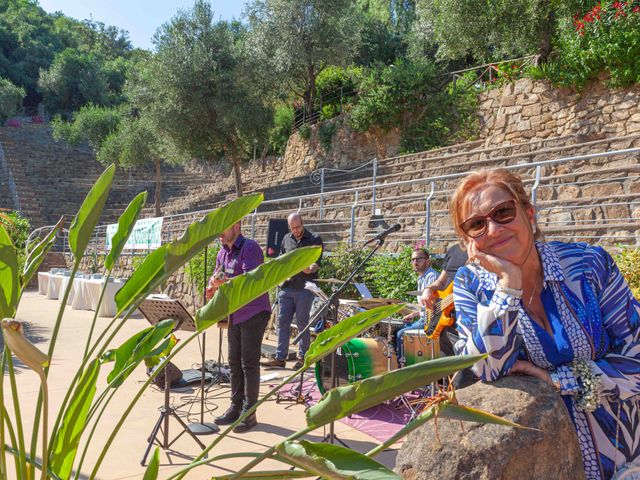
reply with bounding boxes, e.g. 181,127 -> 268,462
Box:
459,200 -> 518,238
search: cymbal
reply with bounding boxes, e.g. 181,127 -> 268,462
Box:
317,278 -> 344,285
405,290 -> 423,296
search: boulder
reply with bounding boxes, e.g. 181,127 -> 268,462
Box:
395,376 -> 585,480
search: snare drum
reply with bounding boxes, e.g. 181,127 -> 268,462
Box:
315,337 -> 398,394
403,330 -> 441,366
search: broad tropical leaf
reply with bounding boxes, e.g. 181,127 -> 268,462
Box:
101,319 -> 174,387
437,403 -> 531,429
114,245 -> 167,313
196,246 -> 322,331
306,354 -> 487,429
0,224 -> 19,318
68,164 -> 115,262
165,193 -> 263,273
212,471 -> 311,480
105,191 -> 147,270
49,359 -> 100,478
22,217 -> 64,288
115,193 -> 263,314
144,334 -> 178,368
304,304 -> 405,368
276,440 -> 400,479
143,447 -> 160,480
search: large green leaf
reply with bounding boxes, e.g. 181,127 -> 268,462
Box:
304,304 -> 405,368
49,358 -> 100,478
213,471 -> 311,480
165,193 -> 263,273
115,193 -> 263,314
0,224 -> 19,318
68,164 -> 115,262
196,246 -> 322,331
275,440 -> 400,479
21,217 -> 64,289
143,447 -> 160,480
101,319 -> 174,387
105,191 -> 147,270
306,354 -> 487,429
114,245 -> 167,313
437,403 -> 531,429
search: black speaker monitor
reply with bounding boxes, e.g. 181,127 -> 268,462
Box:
266,218 -> 288,258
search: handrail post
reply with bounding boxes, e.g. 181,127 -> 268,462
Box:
531,165 -> 541,206
319,168 -> 325,221
297,198 -> 302,213
250,208 -> 257,239
425,181 -> 435,248
372,158 -> 378,215
350,191 -> 359,247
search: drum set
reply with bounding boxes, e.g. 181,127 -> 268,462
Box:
311,279 -> 441,395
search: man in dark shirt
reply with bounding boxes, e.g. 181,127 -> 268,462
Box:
262,213 -> 323,370
206,222 -> 271,433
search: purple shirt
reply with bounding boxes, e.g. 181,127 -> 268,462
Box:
214,235 -> 271,325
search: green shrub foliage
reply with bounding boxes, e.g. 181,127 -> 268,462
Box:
615,246 -> 640,300
269,104 -> 294,154
0,77 -> 25,121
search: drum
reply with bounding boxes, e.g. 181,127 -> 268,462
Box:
403,330 -> 441,366
368,318 -> 404,339
314,337 -> 398,394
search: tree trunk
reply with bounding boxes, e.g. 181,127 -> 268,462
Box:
231,155 -> 243,198
535,4 -> 555,66
154,158 -> 162,217
260,143 -> 269,172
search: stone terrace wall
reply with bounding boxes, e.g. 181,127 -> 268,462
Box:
479,77 -> 640,146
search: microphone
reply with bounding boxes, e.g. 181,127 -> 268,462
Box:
365,224 -> 401,245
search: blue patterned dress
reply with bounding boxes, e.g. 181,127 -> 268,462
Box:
453,241 -> 640,480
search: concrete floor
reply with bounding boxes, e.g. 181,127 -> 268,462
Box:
3,291 -> 398,479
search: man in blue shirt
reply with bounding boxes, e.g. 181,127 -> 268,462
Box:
206,222 -> 271,433
262,213 -> 323,370
396,247 -> 438,366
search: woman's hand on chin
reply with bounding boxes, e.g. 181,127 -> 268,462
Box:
467,240 -> 522,290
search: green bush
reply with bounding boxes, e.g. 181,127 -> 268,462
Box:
0,211 -> 31,271
539,2 -> 640,88
268,104 -> 293,154
184,243 -> 221,290
318,242 -> 371,299
615,246 -> 640,300
318,121 -> 338,151
350,61 -> 479,153
0,77 -> 25,122
315,66 -> 363,120
365,245 -> 418,302
298,123 -> 312,140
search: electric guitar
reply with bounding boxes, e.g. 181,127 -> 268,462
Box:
423,282 -> 455,340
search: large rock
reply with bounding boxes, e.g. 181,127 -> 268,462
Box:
395,376 -> 585,480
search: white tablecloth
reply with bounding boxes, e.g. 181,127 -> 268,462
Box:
46,274 -> 66,300
83,278 -> 120,317
38,272 -> 50,295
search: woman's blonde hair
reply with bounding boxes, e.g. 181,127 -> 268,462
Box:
449,168 -> 543,243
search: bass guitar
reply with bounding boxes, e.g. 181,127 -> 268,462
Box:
423,282 -> 455,340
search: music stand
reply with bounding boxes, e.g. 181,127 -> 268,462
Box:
139,296 -> 217,466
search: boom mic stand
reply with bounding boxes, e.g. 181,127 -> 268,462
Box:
292,236 -> 387,445
188,245 -> 220,435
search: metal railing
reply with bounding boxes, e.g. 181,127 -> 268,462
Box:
0,141 -> 21,212
39,145 -> 638,259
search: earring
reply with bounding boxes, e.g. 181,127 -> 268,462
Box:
531,223 -> 537,234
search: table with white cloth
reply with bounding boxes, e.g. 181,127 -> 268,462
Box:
37,272 -> 50,295
83,278 -> 122,317
46,274 -> 67,300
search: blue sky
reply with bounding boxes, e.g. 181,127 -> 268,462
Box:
38,0 -> 249,50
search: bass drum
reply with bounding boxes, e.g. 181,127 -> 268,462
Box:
314,337 -> 397,394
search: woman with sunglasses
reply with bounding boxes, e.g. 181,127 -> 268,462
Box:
451,168 -> 640,480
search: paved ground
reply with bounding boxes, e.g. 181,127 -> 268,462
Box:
4,291 -> 399,479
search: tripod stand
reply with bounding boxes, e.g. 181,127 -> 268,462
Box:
139,297 -> 209,466
293,236 -> 388,445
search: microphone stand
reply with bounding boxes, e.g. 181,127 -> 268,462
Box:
292,237 -> 387,446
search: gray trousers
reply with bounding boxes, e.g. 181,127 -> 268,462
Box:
275,287 -> 315,361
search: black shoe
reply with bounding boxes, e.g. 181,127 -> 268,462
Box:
233,413 -> 257,433
293,359 -> 304,370
214,406 -> 241,425
261,358 -> 286,368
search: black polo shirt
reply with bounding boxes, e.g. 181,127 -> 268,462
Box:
280,228 -> 323,289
